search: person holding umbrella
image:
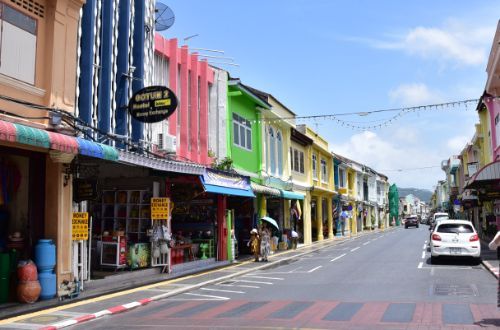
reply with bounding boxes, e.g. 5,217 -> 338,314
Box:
259,223 -> 271,262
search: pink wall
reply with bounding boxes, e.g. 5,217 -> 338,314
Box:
155,34 -> 214,165
484,97 -> 500,161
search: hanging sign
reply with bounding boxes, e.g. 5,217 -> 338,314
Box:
128,86 -> 178,123
72,212 -> 89,240
151,197 -> 172,220
73,178 -> 98,202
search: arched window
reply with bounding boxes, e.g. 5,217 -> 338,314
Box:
277,131 -> 283,176
269,127 -> 276,174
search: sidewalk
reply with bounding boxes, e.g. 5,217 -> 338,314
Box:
480,239 -> 499,279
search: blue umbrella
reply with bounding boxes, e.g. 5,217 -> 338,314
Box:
260,217 -> 279,230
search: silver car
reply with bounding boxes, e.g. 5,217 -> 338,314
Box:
430,219 -> 481,264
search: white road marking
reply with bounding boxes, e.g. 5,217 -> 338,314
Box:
418,262 -> 423,269
235,279 -> 273,285
423,244 -> 427,249
183,292 -> 230,300
330,253 -> 346,262
421,251 -> 426,259
218,283 -> 260,289
243,275 -> 284,280
308,266 -> 323,273
424,240 -> 428,244
363,241 -> 370,245
351,247 -> 360,252
201,287 -> 244,294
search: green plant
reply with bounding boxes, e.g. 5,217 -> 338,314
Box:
211,157 -> 234,171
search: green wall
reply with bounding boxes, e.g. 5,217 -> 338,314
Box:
227,86 -> 262,177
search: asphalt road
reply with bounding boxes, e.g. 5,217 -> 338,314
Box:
73,226 -> 499,329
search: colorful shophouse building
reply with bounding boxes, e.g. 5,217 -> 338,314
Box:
0,0 -> 85,302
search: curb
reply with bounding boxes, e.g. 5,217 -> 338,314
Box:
481,259 -> 499,279
40,229 -> 392,329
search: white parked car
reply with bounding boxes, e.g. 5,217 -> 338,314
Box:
430,219 -> 481,263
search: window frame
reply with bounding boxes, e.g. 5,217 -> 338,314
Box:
312,154 -> 318,180
320,158 -> 327,183
232,113 -> 252,151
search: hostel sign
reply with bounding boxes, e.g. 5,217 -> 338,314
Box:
128,86 -> 178,123
151,197 -> 172,220
72,212 -> 89,240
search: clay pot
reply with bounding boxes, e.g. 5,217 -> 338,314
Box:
17,260 -> 38,282
17,280 -> 41,303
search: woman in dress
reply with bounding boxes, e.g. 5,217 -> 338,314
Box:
249,229 -> 260,262
260,224 -> 271,262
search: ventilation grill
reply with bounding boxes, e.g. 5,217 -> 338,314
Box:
10,0 -> 44,18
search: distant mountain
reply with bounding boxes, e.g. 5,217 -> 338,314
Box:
397,188 -> 433,203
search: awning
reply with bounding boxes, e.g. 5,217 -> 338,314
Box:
250,182 -> 280,197
280,190 -> 305,200
0,121 -> 16,143
118,150 -> 205,175
47,131 -> 79,154
14,123 -> 50,148
465,160 -> 500,190
76,138 -> 104,159
200,168 -> 255,198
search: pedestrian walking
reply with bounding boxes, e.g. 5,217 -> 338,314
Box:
488,230 -> 500,308
340,210 -> 348,236
260,225 -> 271,262
291,229 -> 299,249
248,229 -> 260,262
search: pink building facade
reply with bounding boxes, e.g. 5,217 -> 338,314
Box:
155,35 -> 214,165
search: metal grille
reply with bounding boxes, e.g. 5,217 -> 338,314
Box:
91,0 -> 102,140
433,284 -> 478,297
10,0 -> 44,18
127,0 -> 135,144
109,0 -> 119,139
74,8 -> 83,119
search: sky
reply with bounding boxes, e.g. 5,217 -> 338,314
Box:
158,0 -> 500,191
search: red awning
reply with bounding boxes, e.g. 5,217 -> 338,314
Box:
47,131 -> 79,154
465,160 -> 500,190
0,120 -> 17,143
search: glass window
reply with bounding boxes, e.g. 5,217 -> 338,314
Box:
269,127 -> 276,173
312,154 -> 317,179
437,224 -> 473,234
293,149 -> 299,172
277,131 -> 283,176
232,113 -> 252,150
299,151 -> 304,173
321,159 -> 327,182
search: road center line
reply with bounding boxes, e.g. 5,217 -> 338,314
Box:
200,288 -> 244,294
418,262 -> 423,269
243,275 -> 284,280
421,251 -> 426,259
308,266 -> 323,273
351,247 -> 360,252
330,253 -> 346,262
363,241 -> 370,245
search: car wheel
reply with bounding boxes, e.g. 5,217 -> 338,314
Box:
416,225 -> 419,228
473,257 -> 481,266
430,256 -> 437,264
405,226 -> 408,229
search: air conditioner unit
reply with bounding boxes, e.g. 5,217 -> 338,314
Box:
157,133 -> 177,153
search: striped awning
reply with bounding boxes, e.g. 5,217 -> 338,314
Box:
250,182 -> 281,197
0,120 -> 119,161
465,160 -> 500,190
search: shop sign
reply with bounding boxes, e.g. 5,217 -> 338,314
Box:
203,169 -> 251,191
151,197 -> 172,220
128,86 -> 178,123
72,212 -> 88,240
73,178 -> 98,202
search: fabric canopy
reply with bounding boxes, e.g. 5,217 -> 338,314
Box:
14,123 -> 50,148
250,182 -> 281,197
280,190 -> 305,200
465,160 -> 500,190
200,168 -> 255,198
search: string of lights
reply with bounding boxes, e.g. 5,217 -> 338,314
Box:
255,97 -> 500,131
377,165 -> 442,172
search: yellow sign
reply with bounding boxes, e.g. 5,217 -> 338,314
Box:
151,197 -> 172,220
72,212 -> 89,240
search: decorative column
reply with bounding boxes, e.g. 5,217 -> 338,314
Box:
327,197 -> 333,239
316,196 -> 323,241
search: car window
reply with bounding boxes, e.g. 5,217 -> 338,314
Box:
434,215 -> 448,220
436,224 -> 473,234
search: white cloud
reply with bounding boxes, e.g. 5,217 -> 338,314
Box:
331,131 -> 445,189
354,20 -> 495,67
389,83 -> 442,106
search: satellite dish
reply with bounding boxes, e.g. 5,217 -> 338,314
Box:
155,1 -> 175,31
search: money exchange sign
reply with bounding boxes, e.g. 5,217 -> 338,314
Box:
72,212 -> 89,240
151,197 -> 171,220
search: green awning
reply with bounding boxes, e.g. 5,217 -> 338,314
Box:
280,190 -> 305,200
99,143 -> 119,161
14,123 -> 50,148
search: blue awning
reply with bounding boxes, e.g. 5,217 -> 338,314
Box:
200,168 -> 255,198
202,183 -> 255,198
280,190 -> 305,200
77,137 -> 104,159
